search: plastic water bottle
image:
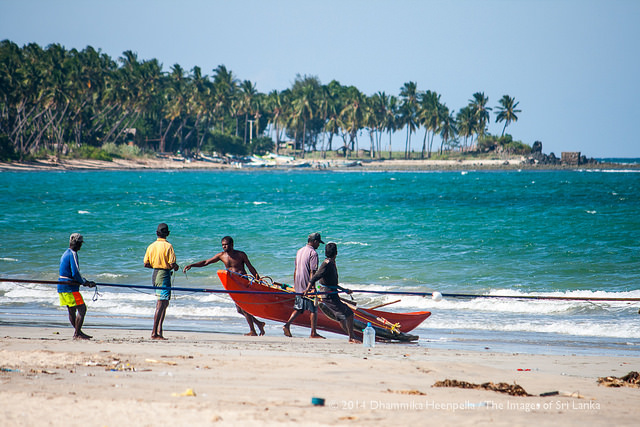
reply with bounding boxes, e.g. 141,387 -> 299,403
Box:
363,322 -> 375,348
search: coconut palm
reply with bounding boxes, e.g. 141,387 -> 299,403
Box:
364,93 -> 385,158
418,90 -> 443,159
339,86 -> 365,156
212,65 -> 238,133
323,81 -> 344,156
495,95 -> 521,136
383,95 -> 399,159
399,82 -> 419,159
370,91 -> 391,159
291,84 -> 314,156
439,107 -> 457,154
238,80 -> 257,143
469,92 -> 491,139
456,106 -> 476,151
160,64 -> 190,152
181,65 -> 212,153
266,90 -> 285,153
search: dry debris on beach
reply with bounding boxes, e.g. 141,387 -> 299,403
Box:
432,379 -> 532,396
597,371 -> 640,388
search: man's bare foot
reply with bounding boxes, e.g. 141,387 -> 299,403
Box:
73,334 -> 91,340
348,338 -> 361,344
245,331 -> 258,336
256,320 -> 266,336
151,335 -> 167,340
283,325 -> 292,337
78,332 -> 92,339
310,333 -> 325,339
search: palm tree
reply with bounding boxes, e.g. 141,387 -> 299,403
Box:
181,65 -> 211,153
339,86 -> 365,156
456,106 -> 476,151
495,95 -> 521,136
266,90 -> 284,153
383,95 -> 399,159
212,65 -> 237,133
363,93 -> 380,158
418,90 -> 443,159
439,107 -> 457,154
370,91 -> 390,159
252,91 -> 266,145
322,80 -> 344,156
399,82 -> 419,159
469,92 -> 491,139
291,84 -> 314,157
238,80 -> 257,144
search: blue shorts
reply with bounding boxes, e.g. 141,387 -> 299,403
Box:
152,269 -> 172,301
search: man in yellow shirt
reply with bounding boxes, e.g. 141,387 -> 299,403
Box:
144,223 -> 179,340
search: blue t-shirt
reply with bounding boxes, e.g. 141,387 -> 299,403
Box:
58,248 -> 86,293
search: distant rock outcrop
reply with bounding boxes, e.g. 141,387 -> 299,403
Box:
527,141 -> 597,165
527,141 -> 559,165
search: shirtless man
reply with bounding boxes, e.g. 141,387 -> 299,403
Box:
183,236 -> 266,336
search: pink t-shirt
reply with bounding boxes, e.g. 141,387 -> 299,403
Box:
294,244 -> 318,293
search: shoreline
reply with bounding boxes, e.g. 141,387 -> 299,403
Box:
1,157 -> 638,172
1,326 -> 638,426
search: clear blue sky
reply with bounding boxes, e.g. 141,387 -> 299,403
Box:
2,0 -> 639,157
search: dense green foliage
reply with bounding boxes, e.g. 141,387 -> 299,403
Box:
0,40 -> 527,162
478,134 -> 531,155
101,142 -> 144,159
67,145 -> 114,161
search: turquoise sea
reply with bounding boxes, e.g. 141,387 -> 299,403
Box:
1,167 -> 639,356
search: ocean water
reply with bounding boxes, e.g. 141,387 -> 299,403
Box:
597,158 -> 640,165
1,168 -> 639,356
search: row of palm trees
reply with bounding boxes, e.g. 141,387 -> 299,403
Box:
0,40 -> 522,160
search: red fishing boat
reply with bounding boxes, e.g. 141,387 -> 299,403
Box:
217,270 -> 431,342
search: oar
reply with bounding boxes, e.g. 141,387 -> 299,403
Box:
339,298 -> 400,333
369,299 -> 401,310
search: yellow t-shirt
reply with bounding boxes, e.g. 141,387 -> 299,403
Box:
144,238 -> 176,269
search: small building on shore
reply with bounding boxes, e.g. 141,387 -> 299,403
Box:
561,152 -> 581,165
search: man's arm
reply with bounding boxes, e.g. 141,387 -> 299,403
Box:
69,252 -> 86,284
307,261 -> 327,294
337,284 -> 352,294
143,246 -> 152,269
303,251 -> 319,295
303,268 -> 318,295
167,246 -> 179,271
242,252 -> 259,279
183,253 -> 222,272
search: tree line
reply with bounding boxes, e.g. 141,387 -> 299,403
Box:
0,40 -> 525,161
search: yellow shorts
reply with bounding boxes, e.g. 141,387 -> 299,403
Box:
59,292 -> 84,307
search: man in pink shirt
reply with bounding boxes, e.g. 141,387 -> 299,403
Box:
283,232 -> 325,338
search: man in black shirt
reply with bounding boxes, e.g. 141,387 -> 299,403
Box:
309,243 -> 359,343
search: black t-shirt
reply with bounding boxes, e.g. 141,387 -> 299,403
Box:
310,258 -> 339,290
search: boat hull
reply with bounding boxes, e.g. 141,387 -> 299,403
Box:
217,270 -> 430,341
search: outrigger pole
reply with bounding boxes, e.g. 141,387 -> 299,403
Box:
0,277 -> 305,296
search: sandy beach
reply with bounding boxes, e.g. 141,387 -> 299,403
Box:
0,156 -> 518,172
1,326 -> 638,426
2,158 -> 638,426
1,156 -> 632,172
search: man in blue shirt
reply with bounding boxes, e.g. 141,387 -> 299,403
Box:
58,233 -> 95,339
